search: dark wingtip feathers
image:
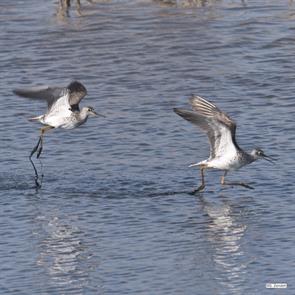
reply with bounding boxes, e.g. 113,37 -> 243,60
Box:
173,107 -> 193,119
67,81 -> 87,95
13,88 -> 23,96
173,107 -> 184,116
12,88 -> 31,98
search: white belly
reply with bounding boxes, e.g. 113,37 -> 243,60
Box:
207,155 -> 243,171
43,114 -> 77,129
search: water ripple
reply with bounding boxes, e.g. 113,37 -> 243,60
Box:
1,0 -> 295,294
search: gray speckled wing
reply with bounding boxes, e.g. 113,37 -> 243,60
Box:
13,80 -> 88,113
67,81 -> 87,111
13,85 -> 64,110
174,95 -> 240,159
173,108 -> 219,159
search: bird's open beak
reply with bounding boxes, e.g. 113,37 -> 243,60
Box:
262,153 -> 275,163
90,110 -> 105,118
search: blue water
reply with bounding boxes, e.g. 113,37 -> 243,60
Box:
0,0 -> 295,294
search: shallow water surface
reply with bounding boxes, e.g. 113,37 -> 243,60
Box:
0,0 -> 295,294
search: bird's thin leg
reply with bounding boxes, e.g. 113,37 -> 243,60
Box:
37,126 -> 54,159
221,171 -> 254,189
29,126 -> 53,187
37,134 -> 44,159
76,0 -> 82,16
29,155 -> 41,188
220,171 -> 227,186
29,136 -> 42,188
192,167 -> 206,193
57,0 -> 65,18
59,0 -> 70,16
30,136 -> 42,158
38,156 -> 44,187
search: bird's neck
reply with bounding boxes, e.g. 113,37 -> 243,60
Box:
246,151 -> 258,164
78,111 -> 89,123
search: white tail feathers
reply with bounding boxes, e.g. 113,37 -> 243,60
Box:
188,163 -> 200,167
28,115 -> 43,122
189,160 -> 208,167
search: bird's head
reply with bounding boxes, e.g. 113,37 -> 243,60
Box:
82,106 -> 105,118
250,148 -> 275,163
85,106 -> 97,117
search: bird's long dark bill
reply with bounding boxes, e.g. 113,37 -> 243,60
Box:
91,111 -> 105,117
263,155 -> 275,163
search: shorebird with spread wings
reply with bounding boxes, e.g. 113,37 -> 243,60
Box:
174,95 -> 274,192
13,80 -> 103,186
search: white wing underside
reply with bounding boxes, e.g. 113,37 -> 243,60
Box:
208,121 -> 237,159
174,96 -> 239,168
43,91 -> 72,127
190,121 -> 238,169
189,123 -> 238,168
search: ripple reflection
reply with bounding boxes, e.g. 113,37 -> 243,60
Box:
34,213 -> 100,294
198,194 -> 250,294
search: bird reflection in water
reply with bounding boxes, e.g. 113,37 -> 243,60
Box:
35,215 -> 96,292
57,0 -> 95,17
197,194 -> 253,293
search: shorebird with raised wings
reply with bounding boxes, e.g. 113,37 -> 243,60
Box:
174,95 -> 274,192
13,80 -> 103,186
